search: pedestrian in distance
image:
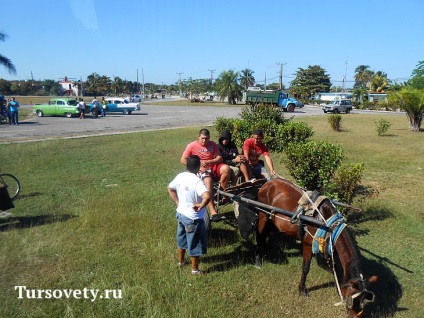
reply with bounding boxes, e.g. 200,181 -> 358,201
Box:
101,96 -> 107,117
78,98 -> 86,119
8,97 -> 19,125
92,96 -> 99,117
168,155 -> 211,275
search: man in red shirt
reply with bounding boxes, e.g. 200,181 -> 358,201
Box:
181,128 -> 230,221
243,129 -> 275,180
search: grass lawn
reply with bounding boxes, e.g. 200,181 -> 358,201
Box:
0,113 -> 423,317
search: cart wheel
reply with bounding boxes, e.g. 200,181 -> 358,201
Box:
203,210 -> 211,234
0,173 -> 20,200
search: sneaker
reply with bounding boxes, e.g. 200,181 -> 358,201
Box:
210,214 -> 226,222
191,269 -> 206,275
249,178 -> 257,183
0,211 -> 12,218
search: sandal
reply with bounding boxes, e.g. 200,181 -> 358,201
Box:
178,261 -> 188,268
210,214 -> 226,222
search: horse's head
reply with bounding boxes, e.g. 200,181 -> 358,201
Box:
342,274 -> 376,317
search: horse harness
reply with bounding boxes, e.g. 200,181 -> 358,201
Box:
291,190 -> 347,260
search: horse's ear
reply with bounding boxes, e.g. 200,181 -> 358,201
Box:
368,275 -> 378,283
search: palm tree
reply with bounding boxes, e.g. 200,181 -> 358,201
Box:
370,71 -> 388,92
214,70 -> 242,104
389,87 -> 424,131
0,32 -> 16,75
86,73 -> 101,95
354,65 -> 373,89
352,86 -> 368,104
239,68 -> 255,90
111,76 -> 123,95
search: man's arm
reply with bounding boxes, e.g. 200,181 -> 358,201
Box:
167,187 -> 179,206
193,191 -> 211,211
181,144 -> 191,165
264,155 -> 275,176
201,155 -> 222,168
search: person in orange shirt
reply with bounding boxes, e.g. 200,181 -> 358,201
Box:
181,129 -> 230,222
243,129 -> 275,180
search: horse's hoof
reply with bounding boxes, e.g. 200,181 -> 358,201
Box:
299,289 -> 309,297
253,260 -> 262,269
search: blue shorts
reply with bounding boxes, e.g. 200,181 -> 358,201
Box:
176,213 -> 207,257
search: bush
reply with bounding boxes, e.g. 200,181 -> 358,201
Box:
271,121 -> 314,152
375,119 -> 392,136
328,114 -> 342,131
284,141 -> 344,191
326,163 -> 365,204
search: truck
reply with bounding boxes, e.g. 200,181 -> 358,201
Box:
245,91 -> 302,112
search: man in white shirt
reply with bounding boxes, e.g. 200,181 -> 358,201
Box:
168,155 -> 210,275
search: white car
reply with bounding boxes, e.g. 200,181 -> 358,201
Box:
323,99 -> 353,114
129,94 -> 143,102
90,97 -> 140,115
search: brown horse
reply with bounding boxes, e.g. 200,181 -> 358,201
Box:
254,178 -> 375,317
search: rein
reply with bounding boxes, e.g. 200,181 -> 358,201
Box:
295,187 -> 347,305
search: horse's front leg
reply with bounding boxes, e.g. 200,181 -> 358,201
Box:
299,244 -> 312,296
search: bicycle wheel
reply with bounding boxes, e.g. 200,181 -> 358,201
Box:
0,174 -> 20,199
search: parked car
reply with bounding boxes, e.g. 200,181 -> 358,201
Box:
89,97 -> 140,115
323,99 -> 353,114
33,98 -> 81,118
129,94 -> 143,102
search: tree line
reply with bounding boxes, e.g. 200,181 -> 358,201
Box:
1,31 -> 424,130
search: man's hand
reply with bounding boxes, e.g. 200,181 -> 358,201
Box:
193,203 -> 203,212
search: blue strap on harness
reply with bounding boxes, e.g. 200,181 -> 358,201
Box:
312,213 -> 346,255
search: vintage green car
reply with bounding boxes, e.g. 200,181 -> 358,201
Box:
33,98 -> 81,118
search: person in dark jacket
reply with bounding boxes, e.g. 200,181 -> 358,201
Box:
218,130 -> 251,184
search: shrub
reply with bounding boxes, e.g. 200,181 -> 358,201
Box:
215,105 -> 300,150
271,121 -> 314,152
328,114 -> 342,131
375,119 -> 392,136
326,163 -> 365,204
214,117 -> 235,136
284,141 -> 344,191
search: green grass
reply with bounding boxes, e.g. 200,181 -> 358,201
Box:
0,114 -> 423,317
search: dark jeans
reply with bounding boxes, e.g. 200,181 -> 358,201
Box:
10,111 -> 18,125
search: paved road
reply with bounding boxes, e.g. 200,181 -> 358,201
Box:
0,103 -> 399,144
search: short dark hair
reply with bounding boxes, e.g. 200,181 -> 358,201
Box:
252,129 -> 264,138
199,128 -> 210,137
187,155 -> 201,173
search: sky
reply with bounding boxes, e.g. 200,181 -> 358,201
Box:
1,0 -> 423,88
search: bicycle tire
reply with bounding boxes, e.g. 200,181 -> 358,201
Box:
0,174 -> 20,200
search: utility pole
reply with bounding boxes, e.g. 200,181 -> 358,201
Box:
342,59 -> 348,93
276,62 -> 286,90
142,68 -> 145,96
208,69 -> 215,85
176,72 -> 183,97
136,69 -> 139,94
31,71 -> 34,95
